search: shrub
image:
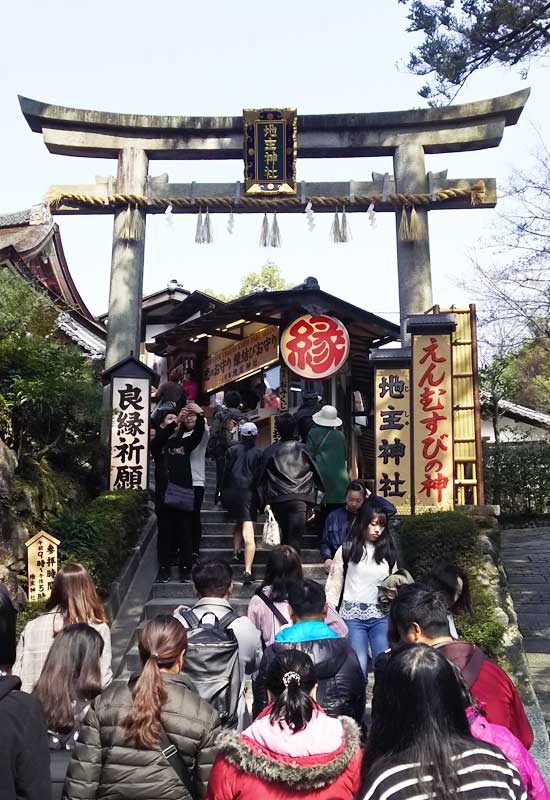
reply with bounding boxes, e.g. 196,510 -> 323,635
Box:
15,599 -> 47,639
52,489 -> 148,597
398,511 -> 480,577
399,511 -> 505,660
483,440 -> 550,514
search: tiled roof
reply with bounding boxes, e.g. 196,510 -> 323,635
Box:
0,209 -> 31,228
480,390 -> 550,429
56,312 -> 105,358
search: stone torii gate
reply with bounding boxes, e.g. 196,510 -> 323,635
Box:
19,90 -> 528,367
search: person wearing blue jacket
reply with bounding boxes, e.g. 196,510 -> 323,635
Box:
252,580 -> 365,724
321,481 -> 396,573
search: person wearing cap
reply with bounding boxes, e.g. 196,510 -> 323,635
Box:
306,405 -> 349,515
221,421 -> 264,585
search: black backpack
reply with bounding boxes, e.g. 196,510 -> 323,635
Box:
175,607 -> 241,729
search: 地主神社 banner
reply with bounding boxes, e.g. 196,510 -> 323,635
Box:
411,334 -> 454,511
243,108 -> 297,195
374,366 -> 412,515
203,326 -> 279,394
110,377 -> 150,491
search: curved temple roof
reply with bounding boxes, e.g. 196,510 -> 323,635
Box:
19,90 -> 530,159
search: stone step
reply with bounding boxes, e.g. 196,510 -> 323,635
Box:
198,534 -> 319,549
152,563 -> 328,595
145,595 -> 252,618
178,547 -> 322,564
200,510 -> 233,523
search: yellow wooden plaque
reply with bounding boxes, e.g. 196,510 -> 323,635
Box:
25,530 -> 60,601
374,366 -> 412,515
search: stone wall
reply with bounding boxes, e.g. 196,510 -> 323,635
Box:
0,438 -> 82,604
457,504 -> 537,705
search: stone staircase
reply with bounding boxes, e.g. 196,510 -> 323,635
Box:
119,460 -> 324,676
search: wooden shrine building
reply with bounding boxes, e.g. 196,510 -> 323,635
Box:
148,276 -> 400,476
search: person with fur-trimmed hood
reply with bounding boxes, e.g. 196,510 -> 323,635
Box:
205,649 -> 361,800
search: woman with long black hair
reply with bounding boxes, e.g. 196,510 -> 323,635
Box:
33,623 -> 103,800
325,502 -> 398,680
359,644 -> 527,800
206,649 -> 362,800
64,615 -> 220,800
247,545 -> 347,648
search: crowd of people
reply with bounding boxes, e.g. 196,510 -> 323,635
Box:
1,388 -> 549,800
2,548 -> 549,800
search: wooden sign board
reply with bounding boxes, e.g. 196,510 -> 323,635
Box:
411,334 -> 454,511
243,108 -> 297,195
374,366 -> 412,515
110,377 -> 150,491
203,326 -> 279,394
25,531 -> 60,601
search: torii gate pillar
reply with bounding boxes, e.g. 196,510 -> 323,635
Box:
106,148 -> 149,369
394,143 -> 432,341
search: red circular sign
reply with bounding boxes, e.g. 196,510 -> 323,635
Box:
280,314 -> 350,379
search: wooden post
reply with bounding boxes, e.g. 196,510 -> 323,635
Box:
470,304 -> 485,504
393,143 -> 433,343
105,148 -> 149,370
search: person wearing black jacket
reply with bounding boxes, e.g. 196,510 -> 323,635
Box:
293,392 -> 322,442
151,402 -> 206,583
221,422 -> 264,585
252,580 -> 365,726
0,585 -> 51,800
256,413 -> 324,553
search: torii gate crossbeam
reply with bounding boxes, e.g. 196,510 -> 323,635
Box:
19,90 -> 529,365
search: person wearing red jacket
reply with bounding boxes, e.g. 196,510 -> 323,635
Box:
384,584 -> 533,749
205,649 -> 361,800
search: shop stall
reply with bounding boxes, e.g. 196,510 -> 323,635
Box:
148,276 -> 400,479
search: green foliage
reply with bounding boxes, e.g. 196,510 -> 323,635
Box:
399,1 -> 550,104
237,262 -> 292,296
52,490 -> 148,596
13,457 -> 87,527
15,599 -> 48,639
0,270 -> 102,478
483,440 -> 550,513
455,580 -> 506,661
399,511 -> 505,659
203,261 -> 291,301
481,340 -> 550,421
399,511 -> 480,577
0,393 -> 12,443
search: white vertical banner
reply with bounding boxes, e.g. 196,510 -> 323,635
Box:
109,377 -> 150,491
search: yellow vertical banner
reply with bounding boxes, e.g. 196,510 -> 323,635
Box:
411,332 -> 454,511
374,366 -> 412,515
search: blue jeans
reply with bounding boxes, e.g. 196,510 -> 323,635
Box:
346,616 -> 389,681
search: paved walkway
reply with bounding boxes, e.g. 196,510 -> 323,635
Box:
501,527 -> 550,780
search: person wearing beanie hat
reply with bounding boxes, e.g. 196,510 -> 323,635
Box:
306,405 -> 349,517
221,423 -> 264,585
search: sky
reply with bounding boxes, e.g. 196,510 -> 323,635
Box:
1,0 -> 549,322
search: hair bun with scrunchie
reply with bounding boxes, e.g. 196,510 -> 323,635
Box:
282,670 -> 301,687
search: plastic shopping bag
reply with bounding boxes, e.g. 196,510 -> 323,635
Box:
262,509 -> 281,548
